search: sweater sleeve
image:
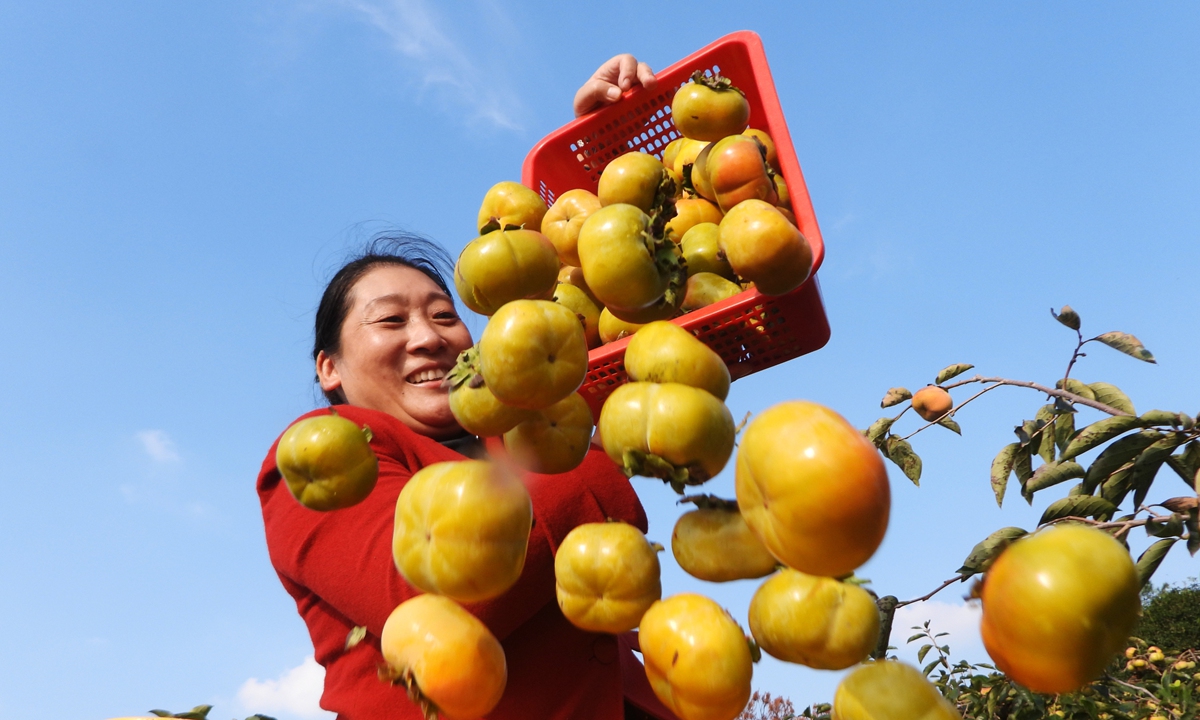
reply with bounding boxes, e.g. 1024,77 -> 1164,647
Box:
258,406 -> 647,644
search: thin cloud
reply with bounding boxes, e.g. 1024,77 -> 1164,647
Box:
136,430 -> 181,463
893,599 -> 988,666
237,656 -> 334,720
332,0 -> 524,130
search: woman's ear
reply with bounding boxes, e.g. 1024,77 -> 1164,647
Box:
316,350 -> 342,394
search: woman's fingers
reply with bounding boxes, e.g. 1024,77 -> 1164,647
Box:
574,54 -> 658,117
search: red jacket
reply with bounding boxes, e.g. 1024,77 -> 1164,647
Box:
257,405 -> 677,720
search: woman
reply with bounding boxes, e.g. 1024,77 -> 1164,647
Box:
257,57 -> 678,720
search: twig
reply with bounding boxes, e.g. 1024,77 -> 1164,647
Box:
900,382 -> 1006,440
1106,673 -> 1160,700
895,575 -> 968,609
937,376 -> 1133,416
1061,326 -> 1089,388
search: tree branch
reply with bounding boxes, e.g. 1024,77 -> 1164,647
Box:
895,575 -> 969,609
937,375 -> 1133,416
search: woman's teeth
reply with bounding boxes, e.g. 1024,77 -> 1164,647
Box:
407,369 -> 447,384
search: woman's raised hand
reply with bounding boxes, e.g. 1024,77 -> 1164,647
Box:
573,54 -> 658,117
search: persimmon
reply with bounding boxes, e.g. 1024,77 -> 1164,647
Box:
477,299 -> 588,411
552,281 -> 602,349
911,386 -> 953,422
446,347 -> 534,437
597,152 -> 666,213
598,307 -> 645,343
671,503 -> 777,582
671,71 -> 750,142
639,594 -> 753,720
502,391 -> 593,474
718,199 -> 812,296
624,321 -> 730,400
832,661 -> 961,720
454,226 -> 559,316
476,180 -> 547,235
664,197 -> 723,244
275,412 -> 378,511
541,188 -> 601,267
705,135 -> 777,213
980,524 -> 1141,693
682,272 -> 743,312
679,222 -> 734,279
736,401 -> 890,577
577,203 -> 685,323
555,521 -> 662,634
392,460 -> 532,603
749,570 -> 879,670
380,594 -> 507,720
598,382 -> 735,488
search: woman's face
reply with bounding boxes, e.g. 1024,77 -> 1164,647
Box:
316,264 -> 473,439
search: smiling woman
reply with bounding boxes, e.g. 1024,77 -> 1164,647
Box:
312,238 -> 472,440
256,231 -> 677,719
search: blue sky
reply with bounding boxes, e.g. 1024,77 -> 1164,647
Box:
1,2 -> 1198,718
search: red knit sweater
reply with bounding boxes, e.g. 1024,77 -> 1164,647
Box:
257,405 -> 677,720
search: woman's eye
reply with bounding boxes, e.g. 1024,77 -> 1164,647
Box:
379,315 -> 405,324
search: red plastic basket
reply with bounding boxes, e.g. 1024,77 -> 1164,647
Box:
522,30 -> 830,419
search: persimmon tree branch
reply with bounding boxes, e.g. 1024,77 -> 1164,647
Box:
894,575 -> 969,609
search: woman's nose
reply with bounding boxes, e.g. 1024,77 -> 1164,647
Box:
406,315 -> 448,352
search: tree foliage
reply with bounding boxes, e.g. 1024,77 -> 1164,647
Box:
1137,579 -> 1200,654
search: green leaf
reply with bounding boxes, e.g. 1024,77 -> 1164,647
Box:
880,387 -> 911,408
1052,305 -> 1081,330
1135,434 -> 1187,470
922,658 -> 939,677
990,443 -> 1020,508
917,644 -> 932,663
1095,331 -> 1156,364
1087,382 -> 1136,415
1145,513 -> 1184,538
1055,412 -> 1075,453
884,435 -> 922,486
1136,538 -> 1178,587
172,708 -> 214,720
1014,444 -> 1034,494
1140,409 -> 1181,426
1189,528 -> 1200,556
1035,405 -> 1057,464
865,417 -> 895,448
1039,495 -> 1117,525
936,416 -> 961,435
1056,377 -> 1096,401
1061,415 -> 1144,460
1130,457 -> 1164,510
957,526 -> 1027,577
905,633 -> 926,643
1100,465 -> 1136,506
245,715 -> 280,720
1023,461 -> 1086,497
935,363 -> 974,385
1083,429 -> 1163,492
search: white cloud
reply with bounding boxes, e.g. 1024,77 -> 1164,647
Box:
332,0 -> 524,130
892,599 -> 988,666
237,656 -> 334,720
136,430 -> 181,463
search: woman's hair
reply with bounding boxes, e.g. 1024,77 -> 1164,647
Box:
313,233 -> 456,405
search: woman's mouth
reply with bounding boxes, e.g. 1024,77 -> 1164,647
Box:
407,368 -> 448,386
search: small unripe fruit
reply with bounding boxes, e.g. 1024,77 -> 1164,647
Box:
1133,658 -> 1147,668
1149,651 -> 1165,663
1125,647 -> 1138,659
911,386 -> 953,421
